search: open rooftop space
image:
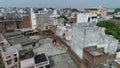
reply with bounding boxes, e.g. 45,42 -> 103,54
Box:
33,38 -> 66,56
49,53 -> 78,68
33,37 -> 78,68
10,30 -> 78,68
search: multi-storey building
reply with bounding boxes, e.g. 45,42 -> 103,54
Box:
83,46 -> 109,68
0,18 -> 22,33
83,6 -> 107,19
71,22 -> 118,68
31,8 -> 54,30
77,13 -> 100,23
0,34 -> 19,68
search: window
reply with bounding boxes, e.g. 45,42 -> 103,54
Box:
32,43 -> 35,47
6,56 -> 11,59
46,65 -> 50,68
14,57 -> 18,62
88,17 -> 90,22
14,54 -> 17,56
46,26 -> 48,30
6,60 -> 12,65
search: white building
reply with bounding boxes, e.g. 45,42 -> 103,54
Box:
30,8 -> 54,30
20,53 -> 50,68
71,23 -> 118,59
77,13 -> 100,23
56,24 -> 72,40
31,8 -> 37,29
50,9 -> 60,26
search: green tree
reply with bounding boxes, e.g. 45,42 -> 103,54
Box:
71,8 -> 79,12
97,20 -> 120,41
114,8 -> 120,13
57,15 -> 69,26
0,54 -> 5,68
57,15 -> 68,21
97,20 -> 118,29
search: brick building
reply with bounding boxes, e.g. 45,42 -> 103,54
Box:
0,19 -> 22,33
22,12 -> 32,28
0,11 -> 32,33
82,46 -> 109,68
71,23 -> 118,68
114,58 -> 120,68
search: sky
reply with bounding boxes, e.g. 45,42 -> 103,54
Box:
0,0 -> 119,9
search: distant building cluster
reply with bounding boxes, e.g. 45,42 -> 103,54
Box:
0,6 -> 120,68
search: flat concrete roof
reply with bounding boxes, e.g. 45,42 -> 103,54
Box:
84,46 -> 105,57
49,53 -> 78,68
115,58 -> 120,64
19,49 -> 34,60
4,31 -> 23,38
20,58 -> 34,68
33,38 -> 78,68
33,38 -> 66,56
16,28 -> 34,32
8,36 -> 39,46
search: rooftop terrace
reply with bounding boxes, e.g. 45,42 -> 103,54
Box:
8,36 -> 39,46
4,31 -> 39,46
33,37 -> 78,68
115,57 -> 120,64
84,46 -> 106,57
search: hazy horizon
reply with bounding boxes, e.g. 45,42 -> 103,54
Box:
0,0 -> 119,9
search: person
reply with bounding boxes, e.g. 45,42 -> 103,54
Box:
63,33 -> 65,39
52,39 -> 56,46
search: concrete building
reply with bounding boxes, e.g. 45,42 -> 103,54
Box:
20,58 -> 34,68
83,6 -> 107,19
0,18 -> 22,33
30,8 -> 54,30
4,31 -> 39,50
114,58 -> 120,68
2,45 -> 20,68
77,13 -> 100,23
0,8 -> 35,32
56,24 -> 72,41
31,8 -> 37,29
83,46 -> 109,68
0,30 -> 40,68
35,13 -> 53,30
70,12 -> 77,23
34,53 -> 50,68
20,53 -> 50,68
50,9 -> 60,26
71,23 -> 118,59
71,23 -> 118,68
84,8 -> 99,14
100,7 -> 107,18
0,34 -> 19,68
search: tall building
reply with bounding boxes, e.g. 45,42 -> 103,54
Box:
71,22 -> 118,68
72,23 -> 118,59
0,34 -> 19,68
22,11 -> 32,28
30,8 -> 54,30
83,6 -> 107,19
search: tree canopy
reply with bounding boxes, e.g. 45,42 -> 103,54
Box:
0,54 -> 5,68
71,8 -> 79,12
114,8 -> 120,13
57,15 -> 68,21
97,20 -> 120,41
